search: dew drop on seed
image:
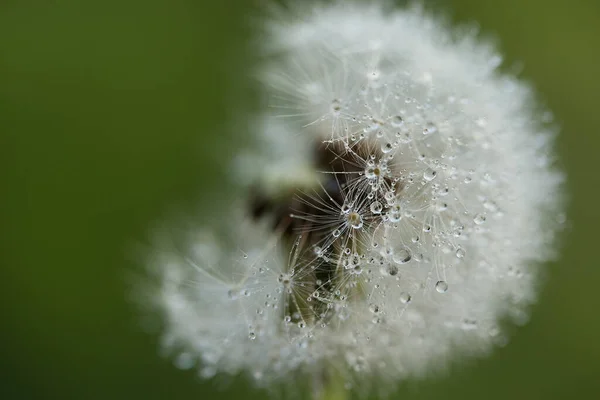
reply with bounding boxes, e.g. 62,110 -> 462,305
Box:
456,248 -> 466,258
249,332 -> 257,340
365,166 -> 376,179
391,115 -> 404,128
399,292 -> 412,304
333,229 -> 341,238
370,201 -> 383,214
385,191 -> 396,204
227,289 -> 239,300
278,273 -> 291,286
331,99 -> 341,115
348,212 -> 363,229
423,168 -> 437,181
423,123 -> 437,135
341,203 -> 352,214
435,281 -> 448,293
474,214 -> 487,225
381,142 -> 393,153
393,248 -> 412,264
389,212 -> 401,223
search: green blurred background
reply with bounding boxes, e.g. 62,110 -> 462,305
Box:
1,0 -> 598,399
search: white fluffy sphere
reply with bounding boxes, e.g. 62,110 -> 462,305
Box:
150,2 -> 564,396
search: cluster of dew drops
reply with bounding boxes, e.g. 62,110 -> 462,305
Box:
235,79 -> 504,350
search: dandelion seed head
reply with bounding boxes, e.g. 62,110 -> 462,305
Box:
148,1 -> 565,396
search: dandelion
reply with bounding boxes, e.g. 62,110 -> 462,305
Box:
145,2 -> 565,399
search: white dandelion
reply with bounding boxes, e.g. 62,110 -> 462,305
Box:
146,2 -> 565,398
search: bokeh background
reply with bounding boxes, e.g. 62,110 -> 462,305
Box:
2,0 -> 599,399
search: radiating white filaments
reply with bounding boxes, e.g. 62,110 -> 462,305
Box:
149,2 -> 565,396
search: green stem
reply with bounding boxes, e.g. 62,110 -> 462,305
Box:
312,370 -> 347,400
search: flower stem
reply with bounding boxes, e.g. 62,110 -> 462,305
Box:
312,370 -> 347,400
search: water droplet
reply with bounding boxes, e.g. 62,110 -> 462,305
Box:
399,292 -> 412,304
455,248 -> 466,258
249,332 -> 257,340
331,99 -> 341,115
423,168 -> 437,181
388,212 -> 401,223
369,303 -> 380,313
348,212 -> 363,229
333,229 -> 341,238
387,264 -> 399,276
381,142 -> 393,153
227,289 -> 239,300
423,123 -> 437,135
298,322 -> 306,329
474,214 -> 487,225
370,201 -> 383,214
365,166 -> 377,179
391,115 -> 404,128
341,203 -> 353,214
393,248 -> 412,264
385,191 -> 396,204
435,281 -> 448,293
278,274 -> 291,286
